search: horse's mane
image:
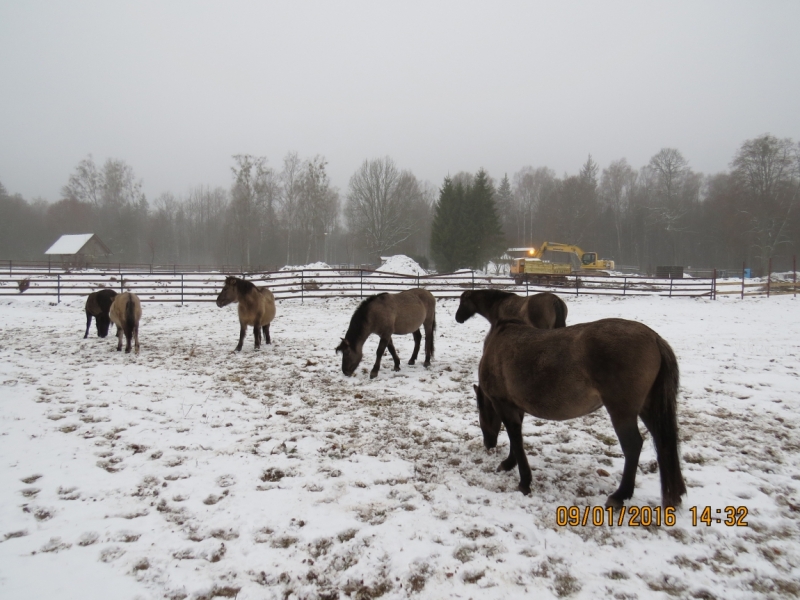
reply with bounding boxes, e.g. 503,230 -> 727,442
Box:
345,293 -> 388,342
233,277 -> 256,294
476,288 -> 515,302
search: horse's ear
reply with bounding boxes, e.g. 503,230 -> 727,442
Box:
335,338 -> 349,354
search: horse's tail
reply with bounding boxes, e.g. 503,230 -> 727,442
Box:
125,296 -> 136,340
431,313 -> 436,357
644,335 -> 686,507
553,296 -> 567,328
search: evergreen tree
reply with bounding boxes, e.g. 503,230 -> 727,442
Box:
430,170 -> 505,272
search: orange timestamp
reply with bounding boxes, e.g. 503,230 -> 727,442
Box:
556,505 -> 676,527
689,506 -> 748,527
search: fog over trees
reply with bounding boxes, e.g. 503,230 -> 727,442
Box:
1,134 -> 798,274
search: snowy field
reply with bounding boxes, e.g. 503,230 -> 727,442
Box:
1,293 -> 799,599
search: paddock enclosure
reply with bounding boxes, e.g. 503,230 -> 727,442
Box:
1,293 -> 798,599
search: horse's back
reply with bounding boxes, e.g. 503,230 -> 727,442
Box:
523,292 -> 566,329
391,288 -> 434,333
482,318 -> 662,417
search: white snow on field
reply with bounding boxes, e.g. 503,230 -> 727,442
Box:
377,256 -> 427,276
1,294 -> 799,599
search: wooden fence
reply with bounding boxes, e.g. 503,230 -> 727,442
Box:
0,267 -> 717,303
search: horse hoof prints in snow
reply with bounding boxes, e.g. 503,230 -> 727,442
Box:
475,317 -> 686,508
216,276 -> 276,352
336,289 -> 436,379
109,292 -> 142,354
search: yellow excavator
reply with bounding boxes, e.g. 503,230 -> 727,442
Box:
510,242 -> 615,284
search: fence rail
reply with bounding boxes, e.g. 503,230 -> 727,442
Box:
0,267 -> 719,303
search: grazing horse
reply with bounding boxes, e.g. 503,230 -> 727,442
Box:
216,276 -> 276,352
84,288 -> 118,338
336,289 -> 436,379
475,317 -> 686,508
109,292 -> 142,354
455,289 -> 567,329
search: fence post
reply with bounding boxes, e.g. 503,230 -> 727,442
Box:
48,259 -> 51,273
767,257 -> 772,298
669,276 -> 673,298
575,274 -> 580,296
301,270 -> 304,304
623,277 -> 627,296
360,269 -> 363,299
741,262 -> 745,300
712,269 -> 717,300
57,274 -> 60,304
525,275 -> 528,297
471,270 -> 474,290
181,273 -> 184,306
8,260 -> 10,274
794,255 -> 797,298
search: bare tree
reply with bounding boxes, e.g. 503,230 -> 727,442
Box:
512,166 -> 556,247
344,157 -> 423,260
600,158 -> 637,260
279,151 -> 303,264
230,155 -> 278,266
731,135 -> 800,270
298,156 -> 339,263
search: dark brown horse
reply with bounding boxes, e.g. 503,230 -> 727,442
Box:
216,276 -> 276,351
475,317 -> 686,508
455,289 -> 567,328
109,292 -> 142,354
336,289 -> 436,379
84,288 -> 118,338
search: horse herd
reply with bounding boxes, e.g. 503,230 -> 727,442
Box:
83,276 -> 686,508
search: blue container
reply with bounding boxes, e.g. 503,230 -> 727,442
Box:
744,268 -> 751,278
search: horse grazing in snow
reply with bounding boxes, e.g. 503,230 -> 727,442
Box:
84,288 -> 118,338
336,289 -> 436,379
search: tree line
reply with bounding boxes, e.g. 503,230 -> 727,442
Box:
1,134 -> 798,274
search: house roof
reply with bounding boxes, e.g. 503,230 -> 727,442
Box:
45,234 -> 111,255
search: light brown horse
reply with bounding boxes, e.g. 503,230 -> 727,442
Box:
336,289 -> 436,379
456,289 -> 567,328
109,292 -> 142,354
475,317 -> 686,508
216,276 -> 276,352
84,288 -> 118,338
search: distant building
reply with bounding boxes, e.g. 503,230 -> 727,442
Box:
44,234 -> 112,268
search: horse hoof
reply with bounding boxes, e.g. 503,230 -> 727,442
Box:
605,496 -> 624,509
518,484 -> 532,496
423,361 -> 431,368
369,371 -> 378,379
408,359 -> 415,365
393,366 -> 400,372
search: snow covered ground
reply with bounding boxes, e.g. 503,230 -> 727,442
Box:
1,293 -> 798,599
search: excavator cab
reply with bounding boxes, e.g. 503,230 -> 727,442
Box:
581,253 -> 596,266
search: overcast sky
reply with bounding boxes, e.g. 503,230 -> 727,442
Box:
1,0 -> 799,203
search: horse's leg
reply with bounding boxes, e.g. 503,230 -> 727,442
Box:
495,404 -> 531,494
386,337 -> 401,372
370,338 -> 389,379
423,321 -> 434,367
263,323 -> 271,344
408,330 -> 422,365
124,327 -> 132,353
498,411 -> 524,472
84,313 -> 92,339
605,414 -> 643,508
253,321 -> 262,350
133,324 -> 139,354
116,326 -> 123,351
235,325 -> 246,352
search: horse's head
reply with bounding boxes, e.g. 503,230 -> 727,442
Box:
96,313 -> 112,338
216,276 -> 238,308
474,384 -> 501,450
455,291 -> 476,324
335,338 -> 362,377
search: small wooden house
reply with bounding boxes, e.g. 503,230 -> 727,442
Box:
44,234 -> 112,268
